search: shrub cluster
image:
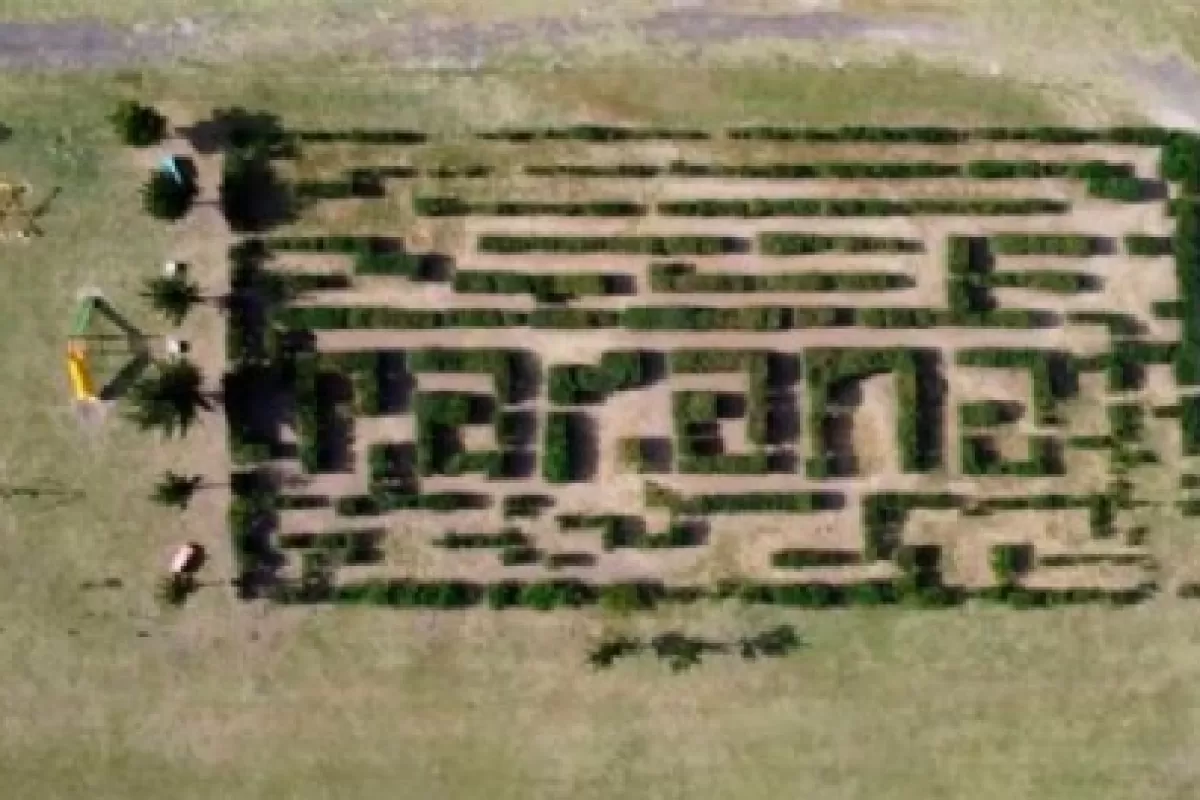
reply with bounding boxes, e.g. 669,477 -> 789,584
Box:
477,234 -> 746,255
334,489 -> 490,516
503,494 -> 552,518
142,167 -> 198,221
659,198 -> 1067,217
649,262 -> 910,293
1161,134 -> 1200,191
415,196 -> 645,216
229,470 -> 277,595
668,348 -> 762,373
759,233 -> 922,255
293,354 -> 346,473
861,493 -> 958,561
678,454 -> 772,475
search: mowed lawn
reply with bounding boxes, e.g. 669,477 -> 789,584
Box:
1,61 -> 1199,800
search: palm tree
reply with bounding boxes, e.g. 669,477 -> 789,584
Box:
124,359 -> 208,438
150,470 -> 201,509
141,275 -> 202,326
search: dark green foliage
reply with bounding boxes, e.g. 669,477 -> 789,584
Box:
525,164 -> 662,177
960,435 -> 1063,477
1124,234 -> 1173,256
862,493 -> 958,561
759,233 -> 922,255
142,168 -> 196,221
622,305 -> 789,331
955,349 -> 1072,426
1108,404 -> 1143,443
150,471 -> 201,509
125,359 -> 207,438
109,100 -> 167,146
989,271 -> 1096,293
141,275 -> 203,325
477,234 -> 745,255
291,129 -> 426,144
415,196 -> 645,216
1173,201 -> 1200,384
990,234 -> 1097,256
771,549 -> 860,568
989,543 -> 1033,584
1161,134 -> 1200,190
434,528 -> 526,549
503,494 -> 552,518
229,469 -> 276,595
669,349 -> 762,373
478,125 -> 707,142
667,160 -> 960,178
659,197 -> 1067,216
588,637 -> 644,668
728,126 -> 966,143
959,401 -> 1018,428
220,149 -> 290,233
1182,396 -> 1200,455
650,262 -> 910,292
453,270 -> 619,298
543,412 -> 584,483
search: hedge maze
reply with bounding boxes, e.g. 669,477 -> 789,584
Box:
223,124 -> 1200,609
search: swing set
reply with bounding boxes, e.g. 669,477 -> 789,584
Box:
66,292 -> 148,404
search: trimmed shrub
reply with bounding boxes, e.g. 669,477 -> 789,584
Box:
477,234 -> 746,255
415,196 -> 645,217
142,168 -> 196,220
990,234 -> 1097,256
759,233 -> 922,255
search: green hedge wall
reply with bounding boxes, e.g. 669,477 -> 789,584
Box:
990,234 -> 1098,256
415,196 -> 646,217
659,198 -> 1066,217
759,233 -> 923,255
477,235 -> 746,255
649,262 -> 910,293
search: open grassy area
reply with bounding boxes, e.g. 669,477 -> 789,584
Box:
3,58 -> 1200,800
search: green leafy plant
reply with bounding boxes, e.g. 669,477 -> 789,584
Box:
109,100 -> 167,146
142,168 -> 195,221
150,471 -> 201,509
142,275 -> 203,325
124,359 -> 208,438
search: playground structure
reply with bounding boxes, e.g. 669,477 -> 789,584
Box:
67,291 -> 150,405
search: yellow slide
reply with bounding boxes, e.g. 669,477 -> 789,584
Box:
66,342 -> 96,402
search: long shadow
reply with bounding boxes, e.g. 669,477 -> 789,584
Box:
98,353 -> 151,402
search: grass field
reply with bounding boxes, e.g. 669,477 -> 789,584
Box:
3,51 -> 1200,800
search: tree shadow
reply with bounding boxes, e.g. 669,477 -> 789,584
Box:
179,107 -> 293,157
98,353 -> 151,402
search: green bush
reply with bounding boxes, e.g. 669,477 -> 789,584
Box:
759,233 -> 921,255
109,100 -> 167,146
142,168 -> 196,220
650,261 -> 910,292
476,235 -> 744,255
415,196 -> 645,216
989,271 -> 1096,293
990,234 -> 1096,256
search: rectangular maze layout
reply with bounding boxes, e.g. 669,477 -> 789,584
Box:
223,125 -> 1200,609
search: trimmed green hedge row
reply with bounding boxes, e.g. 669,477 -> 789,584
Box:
659,198 -> 1068,217
334,489 -> 490,516
771,550 -> 861,568
408,347 -> 523,402
549,352 -> 645,405
266,236 -> 425,277
433,528 -> 527,549
862,493 -> 958,561
667,160 -> 959,178
293,353 -> 346,473
1173,201 -> 1200,384
478,126 -> 709,142
989,270 -> 1097,293
275,577 -> 1154,609
290,129 -> 426,143
1161,134 -> 1200,191
1125,234 -> 1173,256
477,234 -> 746,255
759,233 -> 923,255
524,164 -> 662,177
669,348 -> 763,373
990,234 -> 1099,256
959,401 -> 1017,428
1181,396 -> 1200,456
727,126 -> 1174,144
276,304 -> 1052,332
543,411 -> 585,483
415,196 -> 646,217
678,454 -> 772,475
230,470 -> 277,590
649,262 -> 911,293
453,269 -> 620,298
